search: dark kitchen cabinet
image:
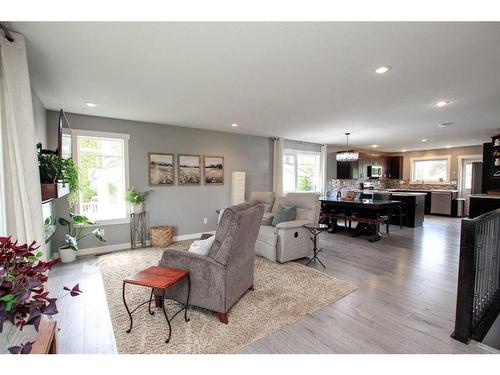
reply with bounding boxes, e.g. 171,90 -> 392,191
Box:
386,156 -> 403,179
337,160 -> 359,179
336,154 -> 402,180
481,138 -> 500,194
389,194 -> 425,227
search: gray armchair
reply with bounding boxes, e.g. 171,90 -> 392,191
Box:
156,202 -> 264,324
255,193 -> 320,263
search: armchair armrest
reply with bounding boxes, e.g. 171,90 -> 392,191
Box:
158,248 -> 227,313
275,220 -> 313,230
159,248 -> 225,271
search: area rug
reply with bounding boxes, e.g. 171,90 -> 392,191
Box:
98,242 -> 356,354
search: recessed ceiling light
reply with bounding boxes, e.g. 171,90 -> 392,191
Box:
84,102 -> 97,107
446,145 -> 452,149
439,122 -> 455,128
435,100 -> 451,107
421,139 -> 427,142
371,144 -> 379,148
401,150 -> 407,153
375,66 -> 391,74
231,123 -> 238,127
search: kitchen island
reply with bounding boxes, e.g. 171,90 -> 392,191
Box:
469,194 -> 500,218
361,190 -> 426,227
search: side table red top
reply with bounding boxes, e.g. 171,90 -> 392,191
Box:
124,266 -> 188,289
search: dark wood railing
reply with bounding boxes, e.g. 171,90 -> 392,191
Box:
452,208 -> 500,344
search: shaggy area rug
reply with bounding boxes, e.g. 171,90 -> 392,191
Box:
98,242 -> 356,354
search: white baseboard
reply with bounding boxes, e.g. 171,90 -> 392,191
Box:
69,231 -> 216,258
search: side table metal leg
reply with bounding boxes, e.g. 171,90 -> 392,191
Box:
161,288 -> 172,343
122,282 -> 133,333
316,251 -> 326,269
184,275 -> 191,322
305,232 -> 319,266
148,288 -> 155,315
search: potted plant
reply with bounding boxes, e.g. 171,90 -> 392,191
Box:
58,213 -> 105,263
38,152 -> 79,207
38,153 -> 59,184
125,187 -> 152,214
0,237 -> 82,354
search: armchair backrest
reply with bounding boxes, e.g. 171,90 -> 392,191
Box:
271,193 -> 320,223
208,202 -> 264,266
249,191 -> 275,212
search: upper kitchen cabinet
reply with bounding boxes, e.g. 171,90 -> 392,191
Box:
336,153 -> 403,180
337,159 -> 359,179
386,156 -> 403,179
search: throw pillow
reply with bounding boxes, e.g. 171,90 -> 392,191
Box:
188,235 -> 215,256
272,205 -> 297,227
261,212 -> 275,226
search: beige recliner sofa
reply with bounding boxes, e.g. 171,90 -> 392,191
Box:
249,192 -> 321,263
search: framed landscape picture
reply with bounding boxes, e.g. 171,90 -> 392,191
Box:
203,156 -> 224,185
178,154 -> 201,185
149,153 -> 174,186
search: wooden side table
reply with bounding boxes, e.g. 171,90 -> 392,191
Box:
122,266 -> 190,343
130,211 -> 147,249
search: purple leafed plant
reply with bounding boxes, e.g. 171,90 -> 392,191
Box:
0,236 -> 82,354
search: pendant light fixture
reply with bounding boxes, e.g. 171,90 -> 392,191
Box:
336,132 -> 359,162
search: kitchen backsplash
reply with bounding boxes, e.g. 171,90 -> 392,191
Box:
328,178 -> 457,191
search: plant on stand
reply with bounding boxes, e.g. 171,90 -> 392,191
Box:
58,213 -> 105,263
0,237 -> 82,354
125,187 -> 152,214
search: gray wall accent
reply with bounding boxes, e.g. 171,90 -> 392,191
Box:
31,89 -> 53,258
47,111 -> 273,250
32,89 -> 47,146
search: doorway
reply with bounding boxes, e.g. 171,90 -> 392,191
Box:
458,155 -> 482,216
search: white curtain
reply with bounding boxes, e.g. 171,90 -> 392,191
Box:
320,144 -> 328,195
272,137 -> 284,196
0,32 -> 45,256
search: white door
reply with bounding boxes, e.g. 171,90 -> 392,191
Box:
460,157 -> 482,215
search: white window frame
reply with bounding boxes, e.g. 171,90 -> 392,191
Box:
457,154 -> 482,196
72,129 -> 130,225
283,149 -> 322,194
410,155 -> 451,184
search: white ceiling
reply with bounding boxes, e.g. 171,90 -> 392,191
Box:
10,22 -> 500,152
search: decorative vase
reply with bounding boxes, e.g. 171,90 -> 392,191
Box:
131,203 -> 143,214
59,246 -> 77,263
0,321 -> 37,354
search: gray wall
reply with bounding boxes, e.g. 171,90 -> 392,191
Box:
31,89 -> 53,258
32,89 -> 47,146
47,111 -> 273,250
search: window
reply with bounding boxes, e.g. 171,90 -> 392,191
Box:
411,156 -> 450,183
73,130 -> 130,224
283,150 -> 321,193
464,162 -> 473,190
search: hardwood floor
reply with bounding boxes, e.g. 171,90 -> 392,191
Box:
48,215 -> 498,354
48,257 -> 117,353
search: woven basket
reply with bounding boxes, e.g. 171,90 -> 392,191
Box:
148,225 -> 174,247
